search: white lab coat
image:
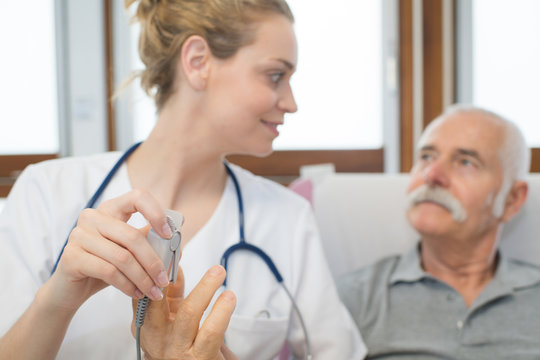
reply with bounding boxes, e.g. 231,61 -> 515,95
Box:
0,152 -> 366,359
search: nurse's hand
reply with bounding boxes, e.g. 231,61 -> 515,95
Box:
133,265 -> 237,360
48,189 -> 173,311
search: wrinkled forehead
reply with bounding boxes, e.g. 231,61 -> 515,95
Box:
416,112 -> 507,175
419,112 -> 505,153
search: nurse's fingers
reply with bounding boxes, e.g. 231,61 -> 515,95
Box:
90,218 -> 169,290
98,188 -> 172,239
62,240 -> 139,298
193,290 -> 236,359
74,212 -> 167,291
175,266 -> 227,344
71,224 -> 163,300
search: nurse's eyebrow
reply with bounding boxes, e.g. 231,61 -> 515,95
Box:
274,58 -> 295,70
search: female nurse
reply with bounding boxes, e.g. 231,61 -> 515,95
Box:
0,0 -> 365,359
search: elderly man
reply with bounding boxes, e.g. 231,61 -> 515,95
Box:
338,105 -> 540,359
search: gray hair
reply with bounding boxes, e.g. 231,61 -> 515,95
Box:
422,104 -> 530,217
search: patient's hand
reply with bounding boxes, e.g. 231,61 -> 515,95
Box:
132,265 -> 237,360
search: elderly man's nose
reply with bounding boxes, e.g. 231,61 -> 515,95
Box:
423,161 -> 449,187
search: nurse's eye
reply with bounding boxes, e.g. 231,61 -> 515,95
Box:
269,72 -> 284,84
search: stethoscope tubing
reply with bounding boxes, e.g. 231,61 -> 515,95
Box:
50,142 -> 142,274
50,142 -> 311,358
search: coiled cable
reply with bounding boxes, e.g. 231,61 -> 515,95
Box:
135,296 -> 150,360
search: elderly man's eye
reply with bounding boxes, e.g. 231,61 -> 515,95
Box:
458,158 -> 479,169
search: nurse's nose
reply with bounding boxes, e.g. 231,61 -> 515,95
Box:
278,84 -> 297,114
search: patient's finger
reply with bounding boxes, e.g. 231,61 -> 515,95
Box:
194,290 -> 236,358
175,265 -> 226,344
130,268 -> 176,343
221,344 -> 239,360
166,267 -> 185,317
131,289 -> 171,338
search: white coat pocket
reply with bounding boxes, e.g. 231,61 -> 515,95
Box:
225,314 -> 289,360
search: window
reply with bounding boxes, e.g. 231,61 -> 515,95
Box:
114,0 -> 395,178
275,0 -> 384,150
0,1 -> 59,154
0,0 -> 59,196
457,0 -> 540,146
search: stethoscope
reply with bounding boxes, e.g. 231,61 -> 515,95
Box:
51,142 -> 312,359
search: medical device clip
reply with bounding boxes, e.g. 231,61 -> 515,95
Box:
146,210 -> 183,284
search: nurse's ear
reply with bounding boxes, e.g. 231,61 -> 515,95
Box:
179,35 -> 211,91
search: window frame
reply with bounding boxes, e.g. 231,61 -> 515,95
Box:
233,0 -> 391,180
1,0 -> 115,197
399,0 -> 457,172
0,155 -> 57,197
454,0 -> 540,172
4,0 -> 539,198
112,0 -> 393,182
226,150 -> 384,184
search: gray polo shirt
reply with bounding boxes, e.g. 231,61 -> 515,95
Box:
338,244 -> 540,360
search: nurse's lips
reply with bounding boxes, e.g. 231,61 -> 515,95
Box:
261,119 -> 282,136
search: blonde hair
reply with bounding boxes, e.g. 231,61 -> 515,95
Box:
125,0 -> 294,111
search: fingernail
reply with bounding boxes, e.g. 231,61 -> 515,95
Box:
135,289 -> 144,299
209,266 -> 223,277
223,291 -> 235,301
157,270 -> 169,287
161,222 -> 172,238
150,286 -> 163,300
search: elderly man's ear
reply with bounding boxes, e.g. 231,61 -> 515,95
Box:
501,181 -> 528,223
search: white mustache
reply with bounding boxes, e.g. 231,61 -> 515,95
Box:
407,185 -> 467,223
